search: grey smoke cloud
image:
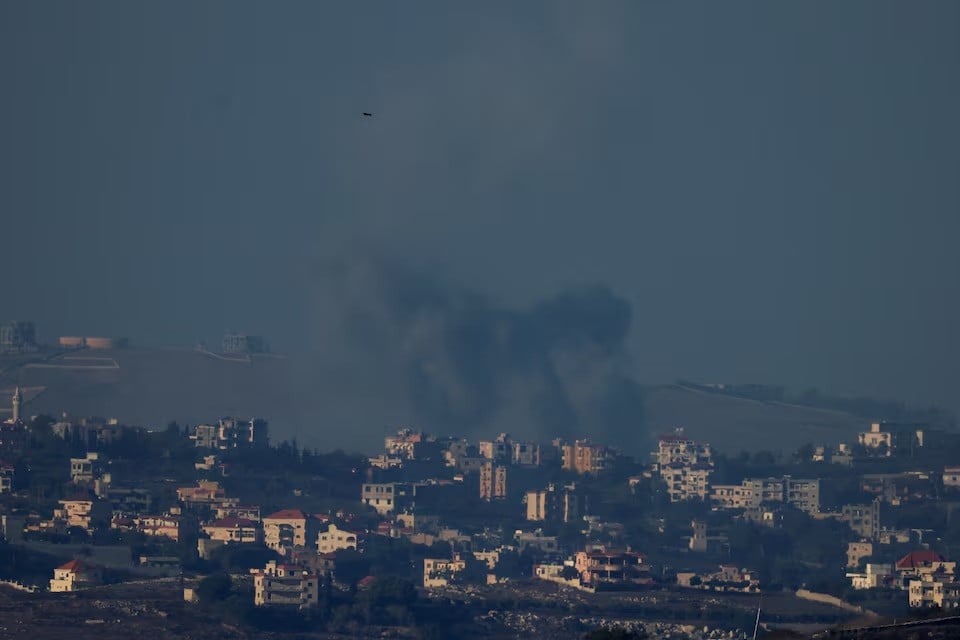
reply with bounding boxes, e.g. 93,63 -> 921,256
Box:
307,253 -> 645,449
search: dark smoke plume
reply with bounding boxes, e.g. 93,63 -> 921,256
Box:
308,254 -> 646,451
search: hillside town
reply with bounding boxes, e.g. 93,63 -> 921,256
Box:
2,374 -> 960,638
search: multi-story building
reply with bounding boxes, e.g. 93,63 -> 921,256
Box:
49,559 -> 102,592
511,441 -> 541,466
574,548 -> 649,587
662,463 -> 712,503
655,431 -> 713,468
896,551 -> 956,590
177,480 -> 238,509
253,561 -> 319,609
134,514 -> 195,543
54,495 -> 112,533
843,501 -> 881,541
909,575 -> 960,609
858,422 -> 925,456
711,477 -> 820,514
0,459 -> 14,493
384,428 -> 440,460
191,417 -> 268,449
316,524 -> 362,554
263,509 -> 312,554
479,433 -> 512,462
562,439 -> 616,475
202,517 -> 263,545
222,333 -> 268,355
361,482 -> 414,515
525,483 -> 585,523
479,462 -> 507,500
847,541 -> 874,568
69,452 -> 106,485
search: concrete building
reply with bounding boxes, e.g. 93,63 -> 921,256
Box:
662,463 -> 712,503
655,431 -> 713,468
253,560 -> 319,609
909,575 -> 960,609
858,422 -> 925,456
49,559 -> 102,592
423,554 -> 468,588
132,514 -> 194,543
263,509 -> 312,554
316,524 -> 362,554
843,501 -> 881,541
711,476 -> 820,514
191,417 -> 268,449
0,459 -> 14,494
511,441 -> 541,466
361,482 -> 413,515
479,462 -> 507,500
847,563 -> 893,590
54,495 -> 112,533
525,483 -> 584,523
847,541 -> 874,568
574,548 -> 649,587
177,480 -> 238,509
70,452 -> 106,484
202,517 -> 263,544
562,439 -> 616,475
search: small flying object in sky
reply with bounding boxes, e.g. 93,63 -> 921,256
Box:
362,112 -> 373,117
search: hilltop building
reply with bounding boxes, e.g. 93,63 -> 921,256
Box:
191,418 -> 268,449
479,461 -> 507,500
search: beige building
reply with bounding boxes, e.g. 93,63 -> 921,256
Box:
0,459 -> 13,493
70,452 -> 106,484
655,432 -> 713,468
135,514 -> 192,543
202,517 -> 262,544
842,501 -> 881,541
574,548 -> 649,587
263,509 -> 311,554
711,477 -> 820,514
55,495 -> 112,533
944,466 -> 960,488
253,561 -> 319,609
49,559 -> 102,592
479,462 -> 507,500
525,484 -> 584,523
662,463 -> 712,503
562,439 -> 616,475
847,541 -> 874,568
847,563 -> 893,590
316,524 -> 361,554
423,554 -> 468,588
909,575 -> 960,609
177,480 -> 238,509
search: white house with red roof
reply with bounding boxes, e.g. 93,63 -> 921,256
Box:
49,559 -> 102,592
895,550 -> 956,589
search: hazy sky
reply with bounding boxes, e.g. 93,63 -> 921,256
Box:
2,2 -> 958,412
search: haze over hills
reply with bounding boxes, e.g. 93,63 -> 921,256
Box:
1,346 -> 874,456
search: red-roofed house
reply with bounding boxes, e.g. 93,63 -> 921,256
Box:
263,509 -> 315,554
896,551 -> 956,589
202,517 -> 262,544
49,559 -> 102,592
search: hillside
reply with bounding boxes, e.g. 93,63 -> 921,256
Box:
642,384 -> 865,455
2,348 -> 866,456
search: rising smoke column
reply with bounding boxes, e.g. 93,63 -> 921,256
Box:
310,253 -> 646,451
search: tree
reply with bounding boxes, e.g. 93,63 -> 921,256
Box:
196,573 -> 233,603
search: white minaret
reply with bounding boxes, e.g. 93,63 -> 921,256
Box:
11,386 -> 21,422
